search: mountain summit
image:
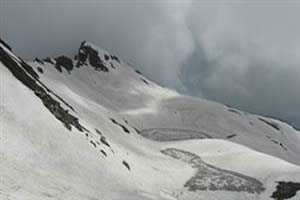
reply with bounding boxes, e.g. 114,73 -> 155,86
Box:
1,39 -> 300,200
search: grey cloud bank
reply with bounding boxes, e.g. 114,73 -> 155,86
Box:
1,0 -> 299,129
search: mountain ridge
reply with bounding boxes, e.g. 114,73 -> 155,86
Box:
1,38 -> 300,200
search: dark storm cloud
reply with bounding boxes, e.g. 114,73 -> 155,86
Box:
181,45 -> 300,129
1,0 -> 299,129
179,2 -> 300,129
0,0 -> 194,87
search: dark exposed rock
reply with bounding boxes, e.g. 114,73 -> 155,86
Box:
37,67 -> 44,74
55,56 -> 74,72
43,57 -> 55,64
34,58 -> 44,65
110,54 -> 120,64
31,74 -> 76,112
90,141 -> 97,148
279,143 -> 288,151
133,127 -> 140,134
104,54 -> 110,61
110,118 -> 117,123
100,136 -> 110,148
259,118 -> 280,131
271,181 -> 300,200
50,90 -> 76,112
77,41 -> 88,66
135,70 -> 142,75
20,60 -> 39,79
0,46 -> 86,132
226,134 -> 237,139
0,38 -> 12,51
87,49 -> 99,66
77,41 -> 109,72
100,150 -> 107,157
141,78 -> 149,85
95,128 -> 102,136
122,160 -> 130,171
110,118 -> 130,134
121,118 -> 141,135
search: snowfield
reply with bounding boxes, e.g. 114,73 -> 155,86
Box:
1,39 -> 300,200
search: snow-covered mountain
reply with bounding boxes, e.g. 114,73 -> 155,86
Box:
1,38 -> 300,200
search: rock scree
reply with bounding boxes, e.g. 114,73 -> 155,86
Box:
271,181 -> 300,200
161,148 -> 265,194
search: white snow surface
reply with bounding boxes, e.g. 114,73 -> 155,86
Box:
1,41 -> 300,200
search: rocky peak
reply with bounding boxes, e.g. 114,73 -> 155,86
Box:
77,41 -> 109,72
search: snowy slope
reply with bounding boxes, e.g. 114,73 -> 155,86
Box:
1,39 -> 300,200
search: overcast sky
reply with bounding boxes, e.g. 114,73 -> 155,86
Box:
1,0 -> 299,129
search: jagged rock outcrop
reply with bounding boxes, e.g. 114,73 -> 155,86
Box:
77,41 -> 109,72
